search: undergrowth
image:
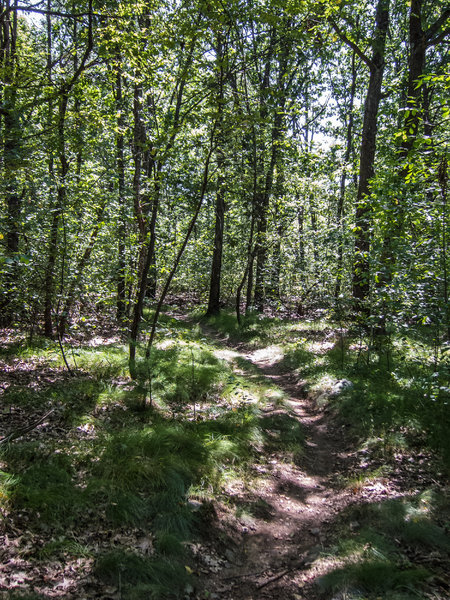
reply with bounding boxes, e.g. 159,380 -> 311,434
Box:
317,491 -> 450,599
0,308 -> 299,599
203,309 -> 450,466
0,305 -> 448,598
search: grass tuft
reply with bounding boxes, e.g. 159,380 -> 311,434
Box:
95,549 -> 190,599
319,560 -> 429,594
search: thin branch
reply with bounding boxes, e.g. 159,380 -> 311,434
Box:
58,334 -> 74,375
0,409 -> 55,445
425,8 -> 450,45
11,4 -> 112,20
427,26 -> 450,47
143,124 -> 217,362
329,17 -> 373,70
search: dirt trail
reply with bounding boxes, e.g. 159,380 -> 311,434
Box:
197,332 -> 360,600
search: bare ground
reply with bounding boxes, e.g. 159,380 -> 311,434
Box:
192,329 -> 447,600
0,322 -> 448,600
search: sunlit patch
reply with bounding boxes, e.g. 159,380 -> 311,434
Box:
156,339 -> 178,350
249,345 -> 284,364
213,348 -> 241,361
307,340 -> 335,353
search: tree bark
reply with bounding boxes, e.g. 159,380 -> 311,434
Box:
115,65 -> 127,322
254,31 -> 289,309
350,0 -> 390,310
0,0 -> 20,325
128,28 -> 198,368
43,92 -> 68,337
42,1 -> 93,336
206,33 -> 226,317
335,49 -> 357,300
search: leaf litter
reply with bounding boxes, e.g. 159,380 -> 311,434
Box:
0,322 -> 449,600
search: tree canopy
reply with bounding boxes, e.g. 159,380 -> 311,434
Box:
0,0 -> 448,344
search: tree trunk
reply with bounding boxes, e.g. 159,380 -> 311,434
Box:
58,200 -> 106,338
0,0 -> 20,326
42,2 -> 93,336
115,65 -> 127,322
43,93 -> 69,337
297,203 -> 305,274
254,31 -> 290,310
142,125 -> 217,378
351,0 -> 390,310
206,33 -> 226,317
335,50 -> 357,300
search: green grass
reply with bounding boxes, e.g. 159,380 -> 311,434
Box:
38,535 -> 93,559
319,560 -> 429,597
0,311 -> 288,598
261,315 -> 450,466
94,549 -> 190,599
317,491 -> 449,599
1,306 -> 448,598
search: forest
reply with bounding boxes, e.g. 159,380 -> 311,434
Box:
0,0 -> 449,599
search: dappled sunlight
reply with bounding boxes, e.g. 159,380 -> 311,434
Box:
212,347 -> 241,361
247,344 -> 285,365
1,308 -> 448,599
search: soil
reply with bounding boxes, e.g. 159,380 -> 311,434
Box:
0,321 -> 448,600
191,326 -> 446,600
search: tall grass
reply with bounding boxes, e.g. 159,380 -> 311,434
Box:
1,306 -> 447,598
1,313 -> 292,598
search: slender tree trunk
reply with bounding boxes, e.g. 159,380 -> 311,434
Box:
253,30 -> 275,310
206,34 -> 226,317
237,207 -> 256,322
400,0 -> 426,163
206,176 -> 225,316
42,2 -> 92,336
351,0 -> 390,310
141,126 -> 217,380
0,0 -> 20,325
246,133 -> 258,312
310,198 -> 319,270
129,79 -> 149,365
380,1 -> 448,293
115,66 -> 127,322
58,200 -> 106,337
297,203 -> 305,273
335,50 -> 357,300
268,167 -> 285,301
438,158 -> 449,340
43,1 -> 55,336
254,191 -> 269,308
254,33 -> 289,310
128,30 -> 197,367
144,167 -> 160,301
43,93 -> 69,337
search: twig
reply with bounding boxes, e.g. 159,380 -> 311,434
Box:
58,334 -> 74,376
0,409 -> 55,445
220,555 -> 307,587
256,556 -> 308,590
256,568 -> 291,590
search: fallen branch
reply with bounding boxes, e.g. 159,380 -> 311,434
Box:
220,554 -> 308,588
0,409 -> 55,445
256,555 -> 309,590
256,568 -> 291,590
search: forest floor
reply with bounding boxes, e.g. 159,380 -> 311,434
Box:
0,308 -> 449,600
190,319 -> 449,600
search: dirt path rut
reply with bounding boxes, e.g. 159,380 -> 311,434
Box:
197,337 -> 358,600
